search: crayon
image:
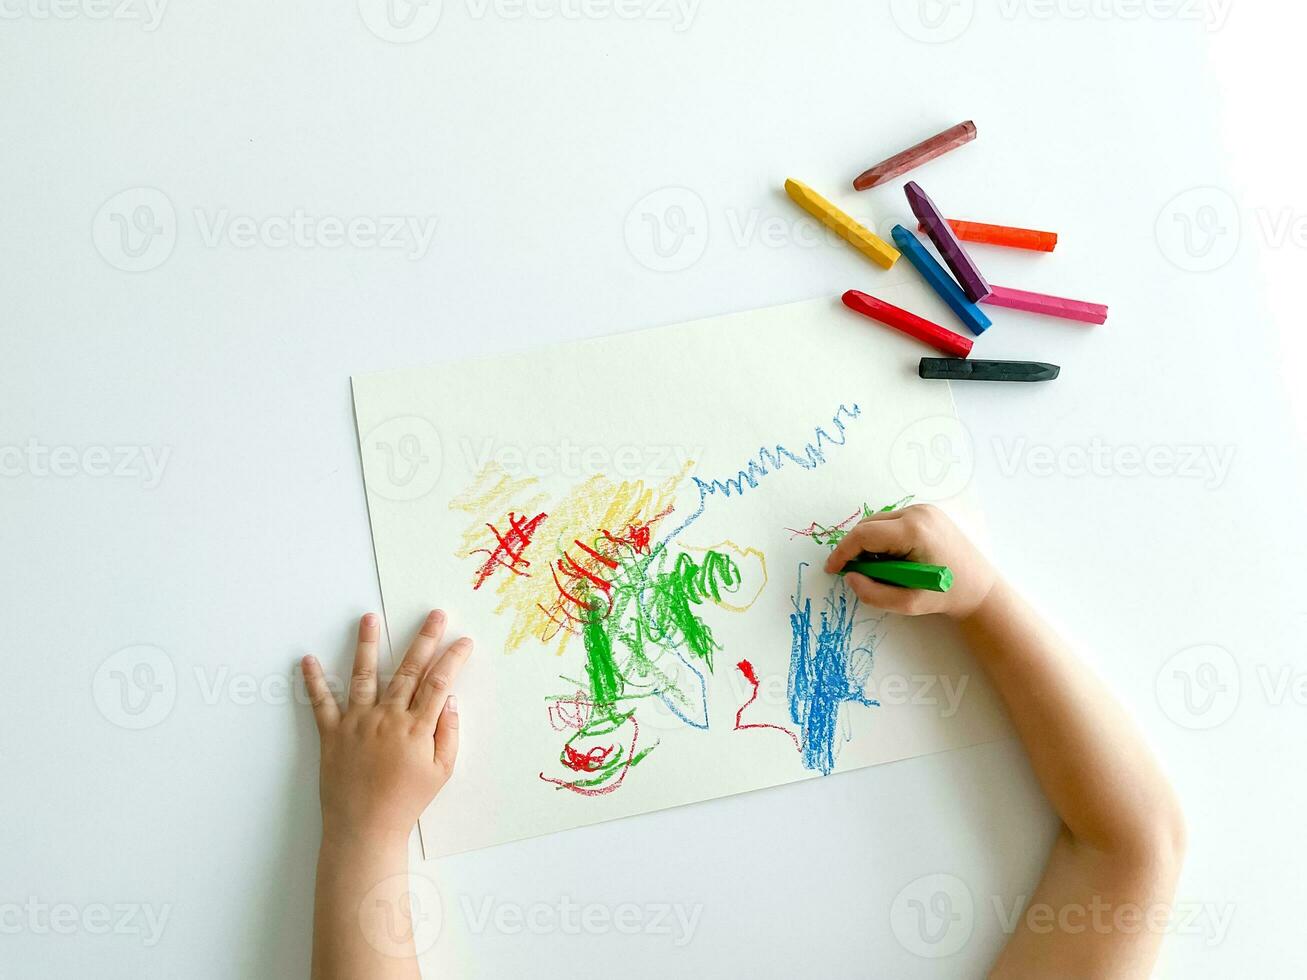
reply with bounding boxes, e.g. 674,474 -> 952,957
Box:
784,178 -> 900,270
853,121 -> 977,191
981,285 -> 1108,324
839,559 -> 954,593
842,289 -> 973,358
920,219 -> 1058,253
891,224 -> 992,336
919,358 -> 1061,383
905,181 -> 992,303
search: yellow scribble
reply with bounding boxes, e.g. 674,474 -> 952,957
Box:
679,540 -> 769,613
450,462 -> 693,655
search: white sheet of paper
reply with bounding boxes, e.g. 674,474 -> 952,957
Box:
352,289 -> 1011,858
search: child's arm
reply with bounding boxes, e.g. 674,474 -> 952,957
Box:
827,506 -> 1186,979
301,611 -> 472,980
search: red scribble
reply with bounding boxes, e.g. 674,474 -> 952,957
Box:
786,509 -> 861,541
539,715 -> 644,796
556,552 -> 614,595
733,659 -> 801,751
471,511 -> 549,589
601,504 -> 674,556
571,538 -> 619,570
547,692 -> 593,732
534,503 -> 677,645
563,742 -> 614,772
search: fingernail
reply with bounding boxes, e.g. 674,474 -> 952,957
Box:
427,609 -> 444,623
302,655 -> 317,668
446,695 -> 459,714
362,613 -> 378,627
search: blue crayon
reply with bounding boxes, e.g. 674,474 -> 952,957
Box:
891,224 -> 992,336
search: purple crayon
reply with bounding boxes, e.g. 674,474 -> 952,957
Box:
904,181 -> 991,303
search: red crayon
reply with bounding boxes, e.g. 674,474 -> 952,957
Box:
920,219 -> 1059,253
842,290 -> 974,358
853,121 -> 977,191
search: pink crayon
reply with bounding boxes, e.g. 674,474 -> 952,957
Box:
981,285 -> 1108,325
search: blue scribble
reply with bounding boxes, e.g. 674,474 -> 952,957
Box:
788,562 -> 880,775
666,403 -> 863,542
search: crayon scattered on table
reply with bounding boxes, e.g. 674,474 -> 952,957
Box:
919,358 -> 1061,383
981,285 -> 1108,324
920,218 -> 1058,253
784,178 -> 900,270
891,224 -> 992,336
839,559 -> 954,593
905,181 -> 991,303
842,289 -> 973,358
853,121 -> 977,191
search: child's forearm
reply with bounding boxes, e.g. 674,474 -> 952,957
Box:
959,579 -> 1185,862
312,833 -> 419,980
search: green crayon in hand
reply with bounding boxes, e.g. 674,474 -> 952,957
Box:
838,560 -> 953,593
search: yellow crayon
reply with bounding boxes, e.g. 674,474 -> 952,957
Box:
784,178 -> 900,270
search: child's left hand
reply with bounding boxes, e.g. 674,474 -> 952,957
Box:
302,610 -> 472,846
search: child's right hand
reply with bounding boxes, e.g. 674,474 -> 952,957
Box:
823,504 -> 997,619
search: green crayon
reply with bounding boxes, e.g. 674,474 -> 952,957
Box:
839,560 -> 954,593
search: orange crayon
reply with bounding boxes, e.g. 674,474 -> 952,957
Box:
920,219 -> 1059,253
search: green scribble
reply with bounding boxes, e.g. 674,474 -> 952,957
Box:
807,497 -> 914,550
582,601 -> 622,708
544,544 -> 744,792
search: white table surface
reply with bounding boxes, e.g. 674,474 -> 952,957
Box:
4,2 -> 1305,977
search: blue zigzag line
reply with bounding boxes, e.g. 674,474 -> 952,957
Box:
664,403 -> 863,542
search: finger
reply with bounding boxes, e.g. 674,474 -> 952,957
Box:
348,613 -> 381,709
433,695 -> 460,778
412,637 -> 474,731
382,609 -> 446,708
856,508 -> 903,523
844,572 -> 928,615
824,517 -> 914,573
301,655 -> 340,733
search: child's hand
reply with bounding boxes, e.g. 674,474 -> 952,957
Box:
301,610 -> 472,845
823,504 -> 996,619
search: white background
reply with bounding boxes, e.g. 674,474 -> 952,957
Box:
3,2 -> 1306,978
